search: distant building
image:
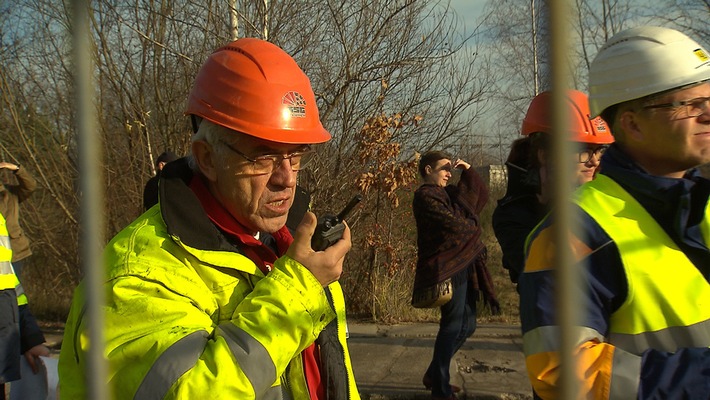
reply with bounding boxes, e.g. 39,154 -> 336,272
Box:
475,165 -> 507,189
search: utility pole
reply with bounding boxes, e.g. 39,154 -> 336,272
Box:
230,0 -> 239,40
531,0 -> 539,95
263,0 -> 269,40
535,0 -> 552,92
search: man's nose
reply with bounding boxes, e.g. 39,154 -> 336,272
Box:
271,159 -> 297,186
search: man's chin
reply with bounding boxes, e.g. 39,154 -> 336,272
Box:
255,216 -> 288,234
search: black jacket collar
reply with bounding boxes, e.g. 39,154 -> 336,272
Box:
158,158 -> 239,253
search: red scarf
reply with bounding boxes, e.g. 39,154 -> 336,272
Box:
189,175 -> 325,399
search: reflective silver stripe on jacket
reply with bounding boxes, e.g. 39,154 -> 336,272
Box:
0,260 -> 14,275
609,318 -> 710,354
1,232 -> 13,286
0,261 -> 23,298
0,233 -> 10,250
218,322 -> 283,400
14,278 -> 24,299
134,330 -> 210,400
608,348 -> 641,400
524,325 -> 643,399
522,325 -> 604,356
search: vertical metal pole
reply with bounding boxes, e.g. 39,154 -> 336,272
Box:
72,1 -> 109,399
230,0 -> 239,40
548,0 -> 581,398
547,0 -> 581,399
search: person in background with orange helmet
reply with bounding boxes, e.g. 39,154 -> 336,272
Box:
492,90 -> 613,285
59,38 -> 360,399
520,26 -> 710,399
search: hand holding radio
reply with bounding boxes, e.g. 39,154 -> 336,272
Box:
311,194 -> 363,251
286,194 -> 362,286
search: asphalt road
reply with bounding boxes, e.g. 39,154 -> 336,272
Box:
348,322 -> 533,400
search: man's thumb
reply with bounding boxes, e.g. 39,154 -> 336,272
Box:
294,211 -> 317,239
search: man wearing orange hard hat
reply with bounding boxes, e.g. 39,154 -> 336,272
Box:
59,38 -> 360,400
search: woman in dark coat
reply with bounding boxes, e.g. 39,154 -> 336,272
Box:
411,151 -> 499,400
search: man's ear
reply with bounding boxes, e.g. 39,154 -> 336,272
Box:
191,140 -> 218,182
619,110 -> 644,142
424,164 -> 432,175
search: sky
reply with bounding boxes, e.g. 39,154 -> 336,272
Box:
449,0 -> 487,33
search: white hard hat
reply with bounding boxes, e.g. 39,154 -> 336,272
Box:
589,26 -> 710,117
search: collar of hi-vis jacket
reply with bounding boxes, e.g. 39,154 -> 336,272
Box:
601,144 -> 710,260
158,158 -> 294,269
158,158 -> 239,254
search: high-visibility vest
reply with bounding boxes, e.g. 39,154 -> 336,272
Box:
576,174 -> 710,354
0,214 -> 26,305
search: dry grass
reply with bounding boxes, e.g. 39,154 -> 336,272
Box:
18,254 -> 75,323
479,231 -> 520,325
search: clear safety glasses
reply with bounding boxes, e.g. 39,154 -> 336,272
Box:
221,141 -> 314,174
643,96 -> 710,119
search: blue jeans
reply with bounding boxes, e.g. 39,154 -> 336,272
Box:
426,277 -> 477,397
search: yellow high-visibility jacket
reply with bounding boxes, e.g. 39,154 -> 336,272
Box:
58,160 -> 360,399
578,175 -> 710,354
0,213 -> 24,301
522,171 -> 710,399
1,212 -> 28,384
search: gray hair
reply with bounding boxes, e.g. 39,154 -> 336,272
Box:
188,119 -> 232,172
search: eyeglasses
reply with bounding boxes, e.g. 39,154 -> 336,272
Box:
220,140 -> 314,174
577,146 -> 608,164
643,96 -> 710,118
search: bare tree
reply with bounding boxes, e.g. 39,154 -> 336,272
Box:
0,0 -> 82,317
646,0 -> 710,45
0,0 -> 493,321
478,0 -> 644,163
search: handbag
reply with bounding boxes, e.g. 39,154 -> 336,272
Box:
411,278 -> 453,308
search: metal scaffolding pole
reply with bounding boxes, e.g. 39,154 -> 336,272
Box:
548,0 -> 582,398
72,0 -> 109,399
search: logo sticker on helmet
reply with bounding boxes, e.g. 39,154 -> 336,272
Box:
592,117 -> 608,133
693,48 -> 709,63
282,91 -> 307,118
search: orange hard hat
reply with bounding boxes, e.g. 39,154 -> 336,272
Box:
521,90 -> 613,145
186,38 -> 331,144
